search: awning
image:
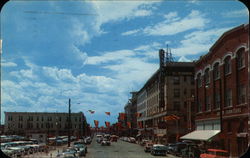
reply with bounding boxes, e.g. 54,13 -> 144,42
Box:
180,130 -> 220,141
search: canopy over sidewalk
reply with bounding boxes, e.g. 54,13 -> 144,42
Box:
180,130 -> 220,141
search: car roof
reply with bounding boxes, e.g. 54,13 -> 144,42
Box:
153,144 -> 165,147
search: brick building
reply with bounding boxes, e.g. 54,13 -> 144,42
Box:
4,112 -> 87,138
136,49 -> 195,144
191,24 -> 249,157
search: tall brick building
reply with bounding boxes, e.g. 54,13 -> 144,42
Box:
193,24 -> 249,157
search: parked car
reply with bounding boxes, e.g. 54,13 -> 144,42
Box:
173,142 -> 189,156
166,143 -> 176,154
144,142 -> 153,152
61,152 -> 79,158
140,139 -> 150,146
101,138 -> 111,146
74,144 -> 87,154
96,135 -> 103,143
110,135 -> 118,142
129,137 -> 136,143
200,149 -> 229,158
150,144 -> 168,156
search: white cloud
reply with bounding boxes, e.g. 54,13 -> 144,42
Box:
121,29 -> 140,36
222,9 -> 249,18
143,10 -> 208,36
1,61 -> 17,67
172,27 -> 231,56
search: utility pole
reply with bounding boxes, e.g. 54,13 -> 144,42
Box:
68,98 -> 71,147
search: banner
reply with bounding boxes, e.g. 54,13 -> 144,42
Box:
137,121 -> 143,128
94,120 -> 99,128
127,122 -> 131,128
105,121 -> 110,127
105,112 -> 111,116
119,113 -> 126,120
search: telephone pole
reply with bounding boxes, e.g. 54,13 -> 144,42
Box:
68,98 -> 71,147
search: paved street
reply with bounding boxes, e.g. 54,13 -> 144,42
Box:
86,137 -> 179,158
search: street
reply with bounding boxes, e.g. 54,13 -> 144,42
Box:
86,137 -> 179,158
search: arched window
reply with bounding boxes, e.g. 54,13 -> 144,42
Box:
197,73 -> 202,87
237,48 -> 245,69
213,63 -> 220,80
224,56 -> 231,75
204,68 -> 210,84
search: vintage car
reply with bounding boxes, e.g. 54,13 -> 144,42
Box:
101,138 -> 111,146
150,144 -> 168,156
144,142 -> 153,152
200,149 -> 229,158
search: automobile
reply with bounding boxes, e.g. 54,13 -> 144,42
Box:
129,137 -> 136,143
62,147 -> 78,155
150,144 -> 168,156
96,135 -> 103,143
84,137 -> 92,144
74,144 -> 87,154
110,135 -> 118,142
2,149 -> 16,157
140,139 -> 150,146
173,142 -> 189,156
200,149 -> 229,158
101,138 -> 111,146
166,143 -> 176,154
144,142 -> 153,152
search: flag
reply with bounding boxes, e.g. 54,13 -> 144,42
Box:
137,121 -> 143,128
94,120 -> 99,128
127,122 -> 131,128
105,121 -> 110,127
88,110 -> 95,114
105,112 -> 111,116
135,113 -> 142,118
119,113 -> 126,120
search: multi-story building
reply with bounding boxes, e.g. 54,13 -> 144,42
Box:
4,112 -> 86,138
187,24 -> 249,157
136,50 -> 195,144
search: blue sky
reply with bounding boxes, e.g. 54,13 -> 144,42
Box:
1,0 -> 248,127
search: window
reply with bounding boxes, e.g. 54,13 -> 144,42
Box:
237,48 -> 245,69
41,123 -> 43,128
225,89 -> 232,107
190,76 -> 194,85
41,117 -> 44,121
174,89 -> 180,98
37,116 -> 39,121
36,123 -> 39,128
173,76 -> 180,85
204,68 -> 210,84
215,93 -> 220,109
213,63 -> 220,80
238,85 -> 246,104
197,73 -> 202,87
173,101 -> 180,111
191,89 -> 195,97
197,100 -> 202,112
205,96 -> 211,111
184,76 -> 187,82
224,56 -> 231,75
19,116 -> 23,121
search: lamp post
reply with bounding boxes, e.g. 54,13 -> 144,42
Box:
68,98 -> 71,147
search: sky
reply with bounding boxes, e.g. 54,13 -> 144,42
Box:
1,0 -> 249,127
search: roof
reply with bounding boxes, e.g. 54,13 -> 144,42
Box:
180,130 -> 220,141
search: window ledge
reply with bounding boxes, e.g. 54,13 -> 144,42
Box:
238,65 -> 245,70
236,103 -> 247,107
224,106 -> 233,110
225,72 -> 232,76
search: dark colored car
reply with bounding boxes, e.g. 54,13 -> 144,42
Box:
166,143 -> 176,154
173,142 -> 188,156
150,144 -> 168,156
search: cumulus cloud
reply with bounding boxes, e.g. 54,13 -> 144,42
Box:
1,61 -> 17,67
121,29 -> 140,36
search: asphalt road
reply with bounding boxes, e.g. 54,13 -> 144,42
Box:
86,137 -> 178,158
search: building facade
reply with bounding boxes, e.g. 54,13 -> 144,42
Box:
136,51 -> 195,144
4,112 -> 86,138
194,24 -> 249,157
